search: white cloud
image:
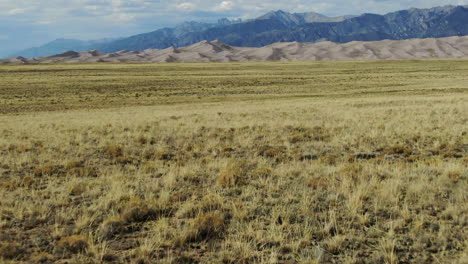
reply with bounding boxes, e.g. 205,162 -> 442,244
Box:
214,1 -> 235,11
7,8 -> 27,15
176,2 -> 196,11
0,35 -> 9,40
36,20 -> 56,25
113,12 -> 135,22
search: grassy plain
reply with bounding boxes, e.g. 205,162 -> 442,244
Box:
0,60 -> 467,263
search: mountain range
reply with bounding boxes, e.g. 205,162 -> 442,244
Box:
3,36 -> 468,64
8,5 -> 468,59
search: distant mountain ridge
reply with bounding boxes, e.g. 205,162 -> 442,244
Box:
8,5 -> 468,58
3,36 -> 468,64
13,38 -> 119,58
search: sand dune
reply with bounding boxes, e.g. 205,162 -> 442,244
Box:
3,36 -> 468,64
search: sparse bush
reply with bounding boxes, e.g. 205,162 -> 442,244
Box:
0,242 -> 25,260
136,135 -> 147,144
383,144 -> 413,157
257,145 -> 288,163
320,154 -> 340,165
20,176 -> 34,187
8,144 -> 32,153
289,134 -> 309,144
65,160 -> 85,170
154,151 -> 175,161
308,177 -> 331,189
446,170 -> 462,183
70,183 -> 88,196
99,217 -> 126,240
217,160 -> 249,187
57,235 -> 88,253
103,144 -> 123,158
0,181 -> 16,191
115,156 -> 133,165
251,167 -> 271,178
69,167 -> 99,177
120,197 -> 159,223
64,160 -> 99,176
99,197 -> 162,239
286,126 -> 331,142
257,146 -> 284,158
34,164 -> 63,177
186,212 -> 226,242
322,235 -> 347,255
30,252 -> 53,263
217,169 -> 242,187
339,163 -> 363,182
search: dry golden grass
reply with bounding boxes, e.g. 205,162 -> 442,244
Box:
1,60 -> 468,114
0,61 -> 467,263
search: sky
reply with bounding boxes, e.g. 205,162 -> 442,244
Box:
1,0 -> 468,57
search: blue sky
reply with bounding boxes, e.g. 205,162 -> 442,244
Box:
1,0 -> 467,57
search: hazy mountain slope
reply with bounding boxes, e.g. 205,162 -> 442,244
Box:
94,12 -> 348,52
96,11 -> 357,52
3,36 -> 468,64
11,38 -> 116,58
95,21 -> 229,52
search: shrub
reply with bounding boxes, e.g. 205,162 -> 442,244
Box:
383,144 -> 413,157
136,136 -> 147,144
64,160 -> 84,170
99,217 -> 126,240
120,197 -> 159,223
68,167 -> 99,177
33,164 -> 63,177
320,154 -> 340,165
103,144 -> 123,158
30,252 -> 53,263
257,145 -> 288,163
186,212 -> 226,242
0,181 -> 16,191
0,242 -> 25,260
289,134 -> 308,144
154,151 -> 175,161
57,235 -> 88,253
251,167 -> 271,178
217,169 -> 241,187
217,160 -> 249,187
308,177 -> 331,190
64,160 -> 98,177
70,183 -> 88,196
20,176 -> 34,188
339,163 -> 363,182
446,170 -> 462,183
257,146 -> 284,158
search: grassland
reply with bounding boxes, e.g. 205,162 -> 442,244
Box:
0,60 -> 467,263
1,60 -> 468,114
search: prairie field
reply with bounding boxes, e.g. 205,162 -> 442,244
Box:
0,60 -> 467,263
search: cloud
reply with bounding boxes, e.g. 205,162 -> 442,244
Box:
7,8 -> 27,15
113,13 -> 136,22
0,35 -> 9,40
36,20 -> 56,25
214,1 -> 235,11
176,2 -> 196,11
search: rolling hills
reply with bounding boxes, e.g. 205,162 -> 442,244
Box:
3,36 -> 468,64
